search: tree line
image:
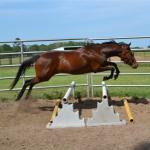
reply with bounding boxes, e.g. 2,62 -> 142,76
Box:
0,39 -> 150,53
0,41 -> 85,53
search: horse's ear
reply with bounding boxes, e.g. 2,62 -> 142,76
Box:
128,42 -> 131,46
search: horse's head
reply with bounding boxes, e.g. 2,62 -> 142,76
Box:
119,42 -> 138,69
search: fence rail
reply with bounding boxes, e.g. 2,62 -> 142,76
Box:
1,35 -> 150,43
0,36 -> 150,97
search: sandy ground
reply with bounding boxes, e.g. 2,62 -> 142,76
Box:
0,97 -> 150,150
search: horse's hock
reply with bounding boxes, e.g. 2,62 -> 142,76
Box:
46,81 -> 127,128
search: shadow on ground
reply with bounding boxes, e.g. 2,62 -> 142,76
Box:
38,106 -> 54,111
36,96 -> 149,112
73,96 -> 149,109
111,96 -> 149,107
134,142 -> 150,150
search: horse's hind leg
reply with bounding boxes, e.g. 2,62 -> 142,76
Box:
16,79 -> 32,101
25,75 -> 52,99
24,77 -> 40,100
25,83 -> 34,100
24,59 -> 56,99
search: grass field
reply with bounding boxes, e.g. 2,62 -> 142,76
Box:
0,62 -> 150,101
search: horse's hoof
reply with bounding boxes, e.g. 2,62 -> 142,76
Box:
15,97 -> 21,101
114,75 -> 118,80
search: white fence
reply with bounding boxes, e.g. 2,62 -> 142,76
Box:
0,36 -> 150,97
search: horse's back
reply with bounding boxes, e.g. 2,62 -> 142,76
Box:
35,48 -> 104,75
34,50 -> 85,73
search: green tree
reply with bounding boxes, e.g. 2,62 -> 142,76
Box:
2,44 -> 13,52
39,44 -> 49,51
28,44 -> 40,51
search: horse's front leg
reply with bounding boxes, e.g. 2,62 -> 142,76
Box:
102,66 -> 115,81
91,61 -> 116,81
106,62 -> 120,80
101,66 -> 115,81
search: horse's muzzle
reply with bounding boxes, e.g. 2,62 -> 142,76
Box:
132,63 -> 138,69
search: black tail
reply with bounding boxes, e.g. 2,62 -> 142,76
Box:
10,55 -> 40,89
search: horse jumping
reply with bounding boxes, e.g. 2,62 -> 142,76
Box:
10,41 -> 138,101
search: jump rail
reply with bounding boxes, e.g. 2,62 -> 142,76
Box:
123,99 -> 134,122
48,100 -> 61,124
62,81 -> 76,103
102,81 -> 108,99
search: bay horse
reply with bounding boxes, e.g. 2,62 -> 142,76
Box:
10,41 -> 138,101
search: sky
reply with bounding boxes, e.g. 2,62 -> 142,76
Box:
0,0 -> 150,47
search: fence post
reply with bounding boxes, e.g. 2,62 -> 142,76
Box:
86,74 -> 91,98
91,74 -> 94,97
20,41 -> 25,85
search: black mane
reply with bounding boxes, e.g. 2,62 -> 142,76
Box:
85,40 -> 128,47
102,40 -> 117,45
102,41 -> 128,45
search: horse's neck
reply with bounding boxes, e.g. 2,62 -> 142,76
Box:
101,46 -> 120,58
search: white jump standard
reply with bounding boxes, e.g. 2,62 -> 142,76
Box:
46,81 -> 85,128
87,81 -> 126,126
